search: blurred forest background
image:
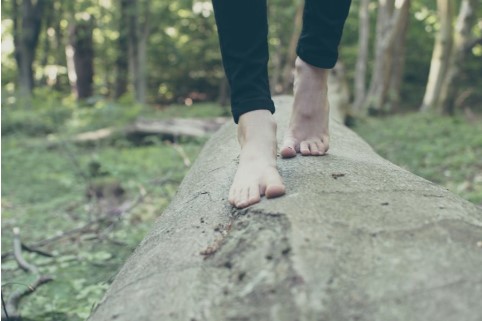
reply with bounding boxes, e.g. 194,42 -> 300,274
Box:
1,0 -> 481,320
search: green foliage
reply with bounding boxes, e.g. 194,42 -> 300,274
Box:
353,112 -> 482,205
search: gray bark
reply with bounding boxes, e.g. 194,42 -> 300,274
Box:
420,0 -> 455,112
127,0 -> 150,104
439,0 -> 478,114
67,16 -> 95,100
364,0 -> 410,114
353,0 -> 370,112
89,96 -> 482,321
13,0 -> 44,99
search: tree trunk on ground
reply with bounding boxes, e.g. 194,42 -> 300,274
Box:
352,0 -> 371,113
88,95 -> 482,321
115,0 -> 130,99
127,0 -> 150,104
438,0 -> 478,115
13,0 -> 44,99
66,16 -> 95,100
420,0 -> 454,112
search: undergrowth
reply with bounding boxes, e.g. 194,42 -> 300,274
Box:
352,112 -> 482,205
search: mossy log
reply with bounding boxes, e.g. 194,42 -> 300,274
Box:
89,96 -> 482,321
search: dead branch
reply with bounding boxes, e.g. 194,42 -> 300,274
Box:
12,228 -> 38,274
2,228 -> 54,321
166,141 -> 191,167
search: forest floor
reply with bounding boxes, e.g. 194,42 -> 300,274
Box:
1,98 -> 481,320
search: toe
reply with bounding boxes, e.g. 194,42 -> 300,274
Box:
321,135 -> 330,153
300,141 -> 310,156
228,186 -> 236,205
280,145 -> 297,158
281,137 -> 297,158
264,169 -> 286,199
235,188 -> 250,209
246,185 -> 261,206
309,142 -> 322,156
315,141 -> 325,155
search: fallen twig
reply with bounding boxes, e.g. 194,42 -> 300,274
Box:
2,228 -> 54,320
166,141 -> 191,167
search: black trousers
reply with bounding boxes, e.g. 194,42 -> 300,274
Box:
212,0 -> 352,123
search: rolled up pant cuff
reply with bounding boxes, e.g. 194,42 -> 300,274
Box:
231,98 -> 276,124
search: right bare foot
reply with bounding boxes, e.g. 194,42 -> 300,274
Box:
228,110 -> 285,209
280,57 -> 330,158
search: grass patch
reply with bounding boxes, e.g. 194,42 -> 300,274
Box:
1,98 -> 224,320
352,112 -> 482,205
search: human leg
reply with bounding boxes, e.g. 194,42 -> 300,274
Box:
212,0 -> 285,208
281,0 -> 352,158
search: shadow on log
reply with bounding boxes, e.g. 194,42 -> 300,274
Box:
88,96 -> 482,321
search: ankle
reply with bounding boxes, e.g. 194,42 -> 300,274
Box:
238,110 -> 276,138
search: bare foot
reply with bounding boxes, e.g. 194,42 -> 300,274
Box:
281,57 -> 330,158
229,110 -> 285,209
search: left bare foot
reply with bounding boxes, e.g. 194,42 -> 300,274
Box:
228,110 -> 285,209
281,56 -> 330,158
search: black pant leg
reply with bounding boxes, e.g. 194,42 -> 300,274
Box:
297,0 -> 352,69
212,0 -> 275,124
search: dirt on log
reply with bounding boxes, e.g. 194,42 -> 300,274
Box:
88,96 -> 482,321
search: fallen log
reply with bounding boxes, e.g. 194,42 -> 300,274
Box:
88,96 -> 482,321
47,117 -> 228,147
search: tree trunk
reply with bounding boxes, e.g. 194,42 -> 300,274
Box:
280,2 -> 304,94
13,0 -> 44,99
89,95 -> 482,321
352,0 -> 371,113
66,16 -> 95,100
364,0 -> 410,115
127,0 -> 150,104
217,76 -> 230,108
329,61 -> 351,124
420,0 -> 454,112
387,0 -> 410,112
115,0 -> 130,99
438,0 -> 478,115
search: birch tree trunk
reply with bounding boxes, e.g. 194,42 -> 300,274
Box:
364,0 -> 410,115
420,0 -> 454,112
438,0 -> 478,114
352,0 -> 371,113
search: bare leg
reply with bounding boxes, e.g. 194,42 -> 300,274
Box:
281,57 -> 330,158
229,110 -> 285,209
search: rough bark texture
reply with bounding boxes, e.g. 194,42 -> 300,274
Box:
89,96 -> 482,321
